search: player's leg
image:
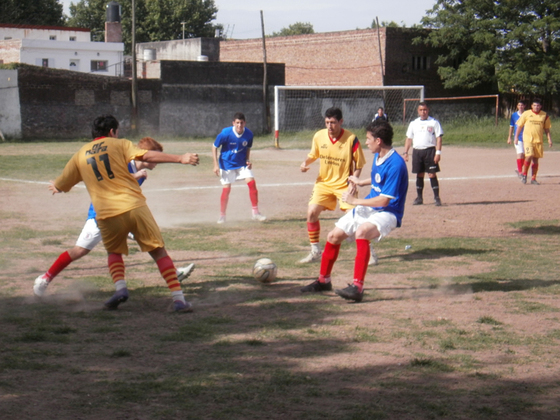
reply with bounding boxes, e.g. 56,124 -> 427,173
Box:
301,226 -> 347,292
515,140 -> 525,178
411,149 -> 425,205
219,184 -> 231,224
427,148 -> 441,206
131,206 -> 192,312
34,218 -> 101,297
243,174 -> 266,221
299,184 -> 338,263
531,157 -> 540,184
521,143 -> 534,184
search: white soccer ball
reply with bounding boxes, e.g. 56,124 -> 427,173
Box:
253,258 -> 277,283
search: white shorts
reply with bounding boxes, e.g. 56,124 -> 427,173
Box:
219,166 -> 254,185
514,140 -> 524,154
335,205 -> 398,242
75,218 -> 103,250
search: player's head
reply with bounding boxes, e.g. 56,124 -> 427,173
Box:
377,107 -> 384,115
366,121 -> 393,151
325,107 -> 343,121
417,102 -> 429,120
531,98 -> 542,113
232,112 -> 246,134
92,114 -> 119,139
137,137 -> 163,170
517,100 -> 526,111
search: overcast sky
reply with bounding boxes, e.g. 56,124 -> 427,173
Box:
61,0 -> 437,39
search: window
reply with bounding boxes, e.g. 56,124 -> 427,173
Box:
91,60 -> 108,72
49,35 -> 57,40
4,37 -> 11,40
42,58 -> 49,67
411,55 -> 430,71
69,36 -> 76,41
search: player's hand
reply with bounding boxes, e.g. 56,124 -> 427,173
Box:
48,181 -> 61,195
181,153 -> 199,166
300,162 -> 310,172
133,169 -> 148,180
507,138 -> 512,144
514,139 -> 518,145
246,161 -> 253,169
213,165 -> 220,176
434,155 -> 441,164
403,153 -> 409,162
348,175 -> 360,186
341,190 -> 356,205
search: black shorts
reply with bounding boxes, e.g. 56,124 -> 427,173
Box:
412,147 -> 440,174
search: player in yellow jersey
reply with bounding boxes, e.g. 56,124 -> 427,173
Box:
299,107 -> 366,264
49,115 -> 199,312
514,98 -> 552,185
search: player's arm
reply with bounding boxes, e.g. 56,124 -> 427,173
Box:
139,151 -> 199,165
545,128 -> 552,147
300,156 -> 317,173
342,192 -> 390,208
348,175 -> 371,187
211,145 -> 221,176
434,136 -> 442,164
245,148 -> 252,169
507,126 -> 514,144
403,137 -> 412,162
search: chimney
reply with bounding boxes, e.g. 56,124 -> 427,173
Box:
105,1 -> 122,43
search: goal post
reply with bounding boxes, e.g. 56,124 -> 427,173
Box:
273,85 -> 425,147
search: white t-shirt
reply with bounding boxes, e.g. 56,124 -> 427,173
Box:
406,116 -> 444,149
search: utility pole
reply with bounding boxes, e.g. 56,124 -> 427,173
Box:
181,22 -> 186,39
131,0 -> 138,136
260,11 -> 271,138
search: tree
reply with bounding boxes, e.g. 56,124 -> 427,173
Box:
371,20 -> 403,29
67,0 -> 219,53
420,0 -> 560,95
0,0 -> 65,26
271,22 -> 314,37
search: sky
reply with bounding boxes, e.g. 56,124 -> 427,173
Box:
60,0 -> 438,39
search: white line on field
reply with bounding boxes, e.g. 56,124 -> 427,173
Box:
0,178 -> 86,187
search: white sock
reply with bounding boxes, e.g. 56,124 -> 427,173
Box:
114,280 -> 127,291
171,290 -> 186,303
311,243 -> 321,253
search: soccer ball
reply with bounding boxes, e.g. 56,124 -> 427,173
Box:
253,258 -> 277,283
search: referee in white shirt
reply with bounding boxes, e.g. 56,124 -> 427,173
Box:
403,102 -> 444,206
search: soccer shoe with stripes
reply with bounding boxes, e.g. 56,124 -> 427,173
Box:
368,246 -> 379,266
104,288 -> 129,310
217,216 -> 226,224
252,213 -> 267,222
531,179 -> 540,185
335,284 -> 364,302
298,250 -> 322,264
177,263 -> 195,283
174,300 -> 193,313
413,197 -> 423,205
434,197 -> 442,206
301,279 -> 333,293
33,275 -> 49,297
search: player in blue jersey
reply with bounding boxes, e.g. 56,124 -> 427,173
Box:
506,100 -> 526,178
212,112 -> 266,224
301,121 -> 408,302
33,137 -> 195,297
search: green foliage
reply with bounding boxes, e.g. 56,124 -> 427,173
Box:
271,22 -> 314,37
420,0 -> 560,95
371,19 -> 404,28
0,0 -> 65,26
67,0 -> 219,53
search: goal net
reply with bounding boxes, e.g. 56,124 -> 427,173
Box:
274,85 -> 424,145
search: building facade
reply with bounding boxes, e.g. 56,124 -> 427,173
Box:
0,24 -> 124,77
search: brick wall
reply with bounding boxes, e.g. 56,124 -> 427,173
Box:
220,29 -> 385,86
0,39 -> 23,63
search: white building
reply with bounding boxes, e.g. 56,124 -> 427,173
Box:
0,24 -> 124,77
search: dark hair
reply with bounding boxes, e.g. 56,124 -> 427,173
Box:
418,102 -> 429,108
233,112 -> 246,121
378,107 -> 384,111
366,121 -> 393,146
325,107 -> 343,121
92,114 -> 119,138
532,98 -> 542,105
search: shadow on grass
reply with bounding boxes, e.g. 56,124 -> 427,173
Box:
399,247 -> 490,261
515,225 -> 560,235
453,277 -> 560,294
453,200 -> 532,206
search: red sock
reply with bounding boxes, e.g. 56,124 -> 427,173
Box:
45,251 -> 73,281
307,221 -> 320,245
522,160 -> 530,176
108,254 -> 125,284
531,163 -> 539,179
156,256 -> 181,292
353,239 -> 370,292
516,159 -> 524,173
320,242 -> 340,280
220,187 -> 231,216
247,180 -> 259,209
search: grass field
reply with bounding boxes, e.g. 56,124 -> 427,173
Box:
2,125 -> 560,419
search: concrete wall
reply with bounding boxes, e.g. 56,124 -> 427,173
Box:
0,24 -> 91,42
0,70 -> 22,138
137,38 -> 220,62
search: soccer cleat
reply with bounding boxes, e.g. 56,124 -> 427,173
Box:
434,197 -> 442,206
368,245 -> 378,266
252,213 -> 267,222
301,279 -> 333,293
412,197 -> 423,205
176,263 -> 195,283
174,300 -> 193,313
335,284 -> 364,302
521,175 -> 527,184
33,275 -> 49,297
530,179 -> 540,185
104,288 -> 129,310
217,215 -> 226,224
298,250 -> 322,263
